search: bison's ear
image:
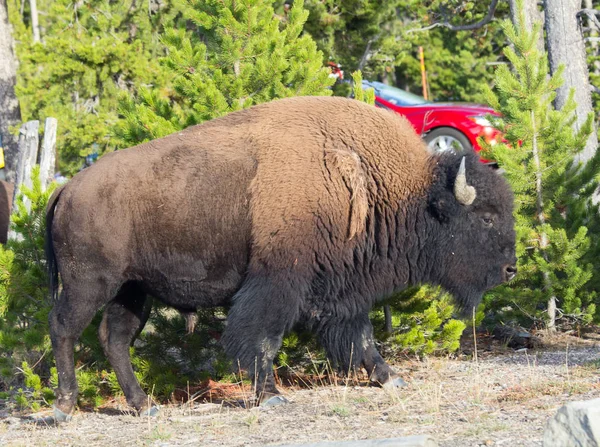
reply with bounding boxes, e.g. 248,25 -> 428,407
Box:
429,191 -> 460,222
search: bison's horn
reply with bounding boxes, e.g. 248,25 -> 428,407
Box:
454,157 -> 477,206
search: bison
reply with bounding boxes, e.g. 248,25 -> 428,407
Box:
45,96 -> 516,420
0,180 -> 14,244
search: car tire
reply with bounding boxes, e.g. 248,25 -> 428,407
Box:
424,127 -> 472,154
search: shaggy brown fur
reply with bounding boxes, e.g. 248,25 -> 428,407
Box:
324,147 -> 368,239
46,96 -> 516,419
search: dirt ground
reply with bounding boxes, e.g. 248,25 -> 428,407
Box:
1,335 -> 599,447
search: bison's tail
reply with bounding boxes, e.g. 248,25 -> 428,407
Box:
45,185 -> 65,302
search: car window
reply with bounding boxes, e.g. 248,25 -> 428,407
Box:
364,81 -> 430,106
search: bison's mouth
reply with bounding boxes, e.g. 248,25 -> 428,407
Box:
485,263 -> 517,289
442,262 -> 516,317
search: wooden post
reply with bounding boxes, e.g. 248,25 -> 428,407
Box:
39,117 -> 57,191
12,120 -> 39,212
384,305 -> 393,334
419,46 -> 429,100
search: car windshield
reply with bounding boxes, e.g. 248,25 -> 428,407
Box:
365,82 -> 430,106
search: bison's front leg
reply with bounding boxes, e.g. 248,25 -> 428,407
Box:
221,275 -> 303,407
317,313 -> 407,388
362,339 -> 407,388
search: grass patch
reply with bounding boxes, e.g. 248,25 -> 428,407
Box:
498,380 -> 598,403
146,425 -> 172,443
330,404 -> 351,417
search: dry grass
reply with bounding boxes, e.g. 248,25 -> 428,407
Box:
1,335 -> 599,447
498,379 -> 598,403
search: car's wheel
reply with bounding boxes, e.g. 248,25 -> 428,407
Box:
424,127 -> 472,154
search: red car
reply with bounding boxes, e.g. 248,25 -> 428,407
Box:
363,81 -> 501,159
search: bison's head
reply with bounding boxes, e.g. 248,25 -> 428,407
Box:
425,151 -> 516,313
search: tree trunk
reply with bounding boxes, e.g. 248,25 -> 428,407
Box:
29,0 -> 40,43
583,0 -> 599,78
13,120 -> 39,213
531,109 -> 558,331
509,0 -> 545,52
0,0 -> 22,182
547,294 -> 557,331
357,37 -> 376,72
545,0 -> 598,165
39,117 -> 57,190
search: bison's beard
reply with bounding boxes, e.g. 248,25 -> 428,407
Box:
444,284 -> 485,319
447,269 -> 506,318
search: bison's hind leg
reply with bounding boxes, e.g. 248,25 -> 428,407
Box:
49,275 -> 124,421
221,275 -> 304,406
98,282 -> 153,414
317,313 -> 406,388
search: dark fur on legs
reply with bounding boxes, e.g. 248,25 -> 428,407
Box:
221,274 -> 305,402
49,277 -> 121,416
98,282 -> 152,412
317,312 -> 401,386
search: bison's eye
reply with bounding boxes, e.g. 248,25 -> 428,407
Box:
481,214 -> 494,228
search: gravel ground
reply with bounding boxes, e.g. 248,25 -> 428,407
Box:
1,340 -> 599,447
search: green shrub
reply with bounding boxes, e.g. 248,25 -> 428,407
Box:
0,168 -> 57,397
479,0 -> 599,331
372,286 -> 467,356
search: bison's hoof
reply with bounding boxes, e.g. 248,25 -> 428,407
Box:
53,405 -> 73,423
382,377 -> 408,389
260,395 -> 289,408
139,405 -> 160,417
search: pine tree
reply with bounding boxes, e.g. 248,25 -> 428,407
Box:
8,0 -> 179,174
116,0 -> 333,146
303,0 -> 511,103
481,0 -> 598,331
302,0 -> 403,74
587,0 -> 600,121
393,0 -> 511,103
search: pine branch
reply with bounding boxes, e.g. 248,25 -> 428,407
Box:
406,0 -> 499,33
511,299 -> 543,324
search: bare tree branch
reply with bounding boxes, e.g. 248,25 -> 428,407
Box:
578,9 -> 600,31
591,85 -> 600,95
578,9 -> 600,17
357,35 -> 379,72
406,0 -> 499,33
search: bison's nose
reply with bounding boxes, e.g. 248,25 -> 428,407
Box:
503,264 -> 517,282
